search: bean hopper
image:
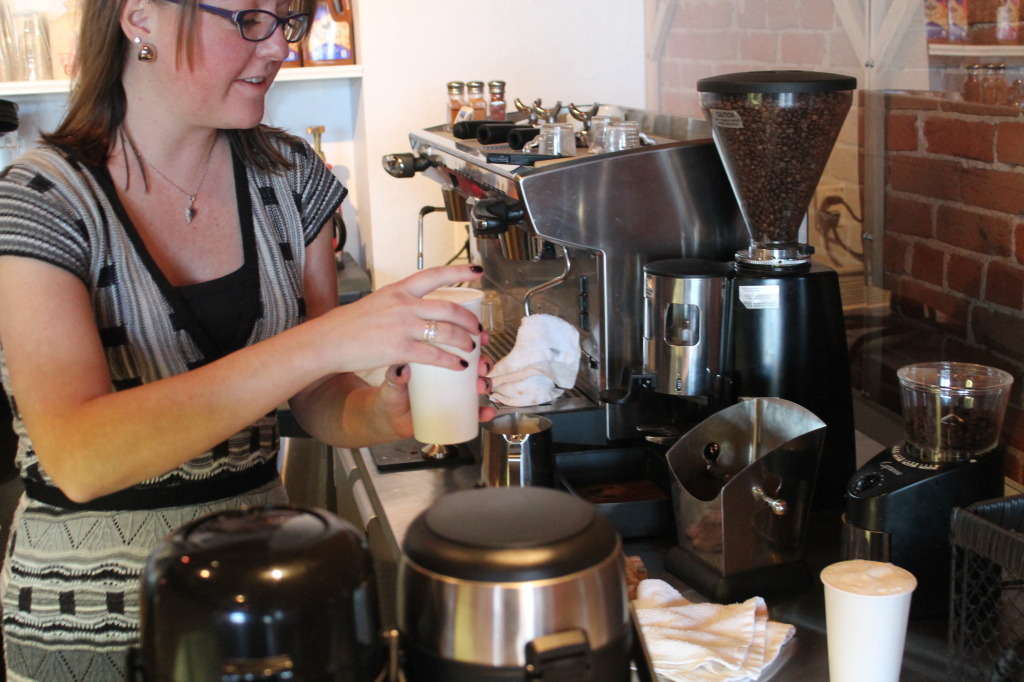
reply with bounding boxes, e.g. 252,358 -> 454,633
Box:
845,362 -> 1014,619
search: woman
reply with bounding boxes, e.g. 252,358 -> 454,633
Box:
0,0 -> 492,678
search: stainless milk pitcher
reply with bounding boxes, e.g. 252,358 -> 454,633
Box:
481,413 -> 554,487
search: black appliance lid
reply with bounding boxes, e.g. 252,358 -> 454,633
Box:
0,99 -> 17,134
403,487 -> 619,582
644,258 -> 734,279
146,505 -> 373,607
697,70 -> 857,94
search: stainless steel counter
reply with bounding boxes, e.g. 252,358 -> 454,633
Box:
333,441 -> 948,681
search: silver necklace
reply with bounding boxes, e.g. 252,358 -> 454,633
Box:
128,132 -> 218,224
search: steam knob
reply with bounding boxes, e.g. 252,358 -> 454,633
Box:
382,153 -> 431,178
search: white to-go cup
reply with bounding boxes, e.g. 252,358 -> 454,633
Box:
408,287 -> 484,445
821,560 -> 917,682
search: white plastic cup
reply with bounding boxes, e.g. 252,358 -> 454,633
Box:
408,287 -> 484,445
821,560 -> 917,682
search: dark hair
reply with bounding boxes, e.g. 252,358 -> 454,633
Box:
42,0 -> 318,171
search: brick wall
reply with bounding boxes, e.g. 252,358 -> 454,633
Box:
883,92 -> 1024,468
655,0 -> 860,119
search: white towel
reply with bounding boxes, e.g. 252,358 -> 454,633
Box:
489,314 -> 580,407
633,579 -> 795,682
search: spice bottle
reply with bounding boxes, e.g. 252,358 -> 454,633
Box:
488,80 -> 507,121
446,81 -> 466,129
467,81 -> 487,120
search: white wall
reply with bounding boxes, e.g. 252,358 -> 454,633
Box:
353,0 -> 647,287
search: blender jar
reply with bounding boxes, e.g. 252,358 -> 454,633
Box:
897,361 -> 1014,462
697,71 -> 856,267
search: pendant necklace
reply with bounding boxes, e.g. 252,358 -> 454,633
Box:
125,130 -> 218,224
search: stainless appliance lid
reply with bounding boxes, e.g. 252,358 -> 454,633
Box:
403,487 -> 619,582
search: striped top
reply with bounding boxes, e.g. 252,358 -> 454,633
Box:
0,135 -> 346,509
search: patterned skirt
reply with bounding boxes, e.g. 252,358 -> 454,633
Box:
1,480 -> 288,682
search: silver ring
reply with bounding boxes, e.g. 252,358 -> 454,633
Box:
422,319 -> 439,344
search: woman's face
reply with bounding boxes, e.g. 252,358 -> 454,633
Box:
149,0 -> 294,130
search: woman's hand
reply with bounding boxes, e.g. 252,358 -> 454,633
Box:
315,264 -> 489,376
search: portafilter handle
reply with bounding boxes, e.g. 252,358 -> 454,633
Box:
470,197 -> 524,236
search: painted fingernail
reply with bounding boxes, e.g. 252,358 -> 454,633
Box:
396,365 -> 405,377
469,265 -> 483,273
478,323 -> 483,333
471,340 -> 477,350
460,359 -> 469,368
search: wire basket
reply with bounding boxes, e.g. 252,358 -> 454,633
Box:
949,495 -> 1024,682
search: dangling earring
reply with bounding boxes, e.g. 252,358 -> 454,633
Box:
134,36 -> 156,62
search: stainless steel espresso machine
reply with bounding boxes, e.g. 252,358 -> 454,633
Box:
383,71 -> 858,518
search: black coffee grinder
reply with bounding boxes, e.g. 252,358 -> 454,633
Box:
844,362 -> 1014,619
696,71 -> 859,511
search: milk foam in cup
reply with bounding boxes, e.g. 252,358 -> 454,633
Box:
821,560 -> 917,682
408,287 -> 483,445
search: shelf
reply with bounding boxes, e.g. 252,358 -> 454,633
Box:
929,43 -> 1024,58
0,64 -> 363,99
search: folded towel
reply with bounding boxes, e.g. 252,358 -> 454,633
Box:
633,579 -> 795,682
489,314 -> 580,407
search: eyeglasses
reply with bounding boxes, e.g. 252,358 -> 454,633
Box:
165,0 -> 311,43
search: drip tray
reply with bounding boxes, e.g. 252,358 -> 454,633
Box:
370,438 -> 475,472
556,446 -> 675,539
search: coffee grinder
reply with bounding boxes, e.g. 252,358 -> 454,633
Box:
844,362 -> 1014,619
694,71 -> 859,510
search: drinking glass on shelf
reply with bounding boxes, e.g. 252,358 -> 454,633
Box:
15,12 -> 52,82
0,1 -> 16,82
604,120 -> 641,151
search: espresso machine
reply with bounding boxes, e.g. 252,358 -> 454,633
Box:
383,73 -> 858,514
844,361 -> 1014,619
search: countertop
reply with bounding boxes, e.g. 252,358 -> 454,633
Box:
332,440 -> 949,681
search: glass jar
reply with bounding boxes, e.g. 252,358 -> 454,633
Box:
1010,78 -> 1024,108
963,64 -> 982,102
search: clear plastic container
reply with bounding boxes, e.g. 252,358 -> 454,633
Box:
897,362 -> 1014,462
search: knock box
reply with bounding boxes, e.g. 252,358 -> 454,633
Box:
665,398 -> 826,603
